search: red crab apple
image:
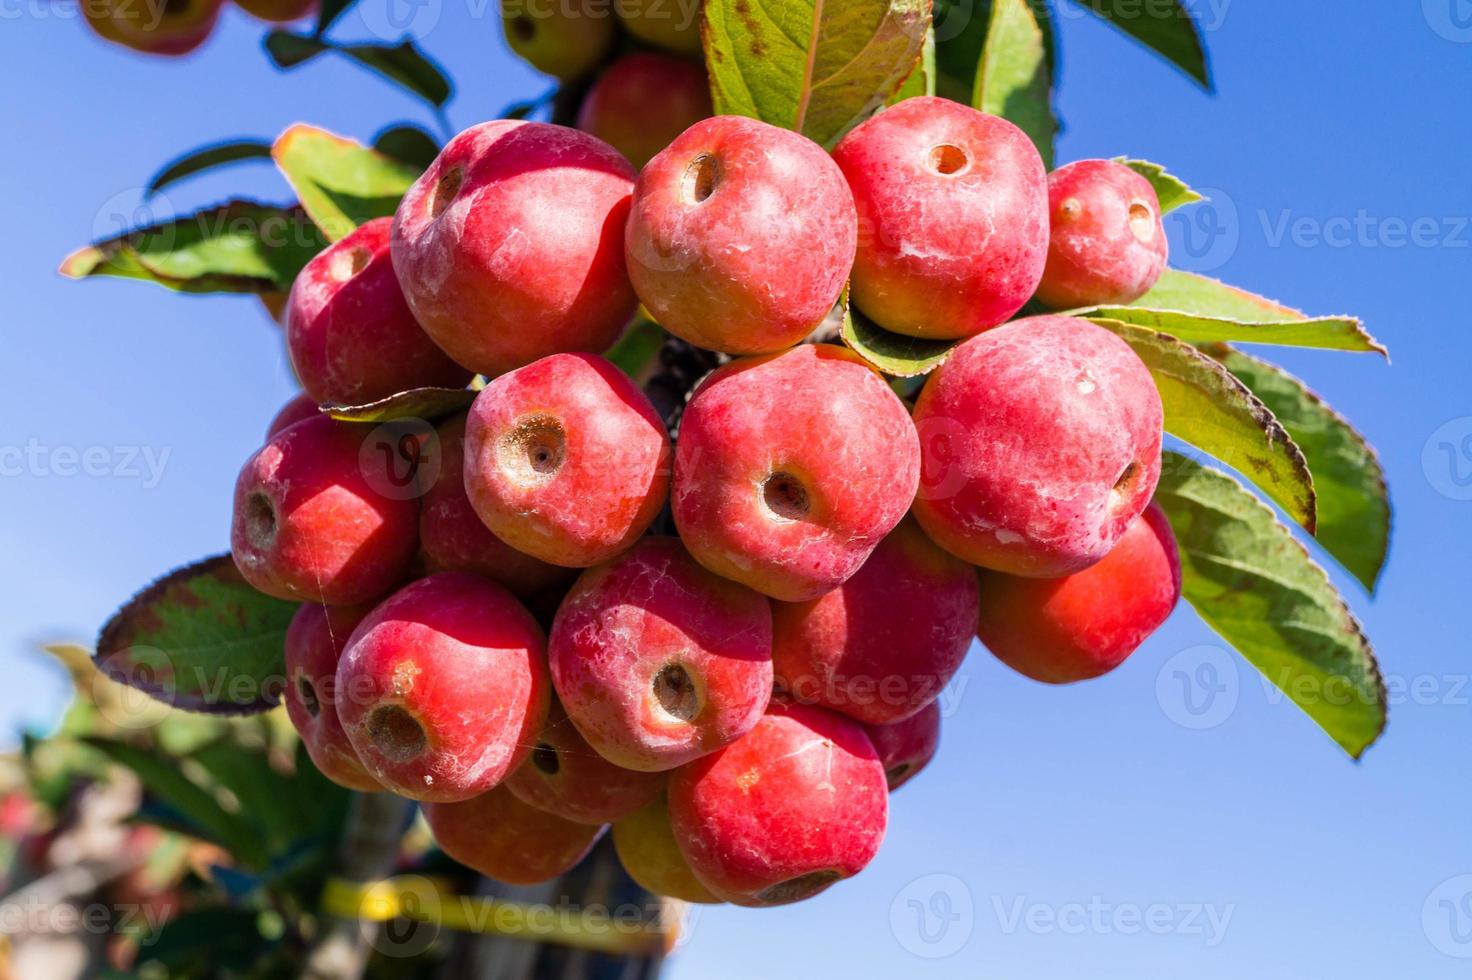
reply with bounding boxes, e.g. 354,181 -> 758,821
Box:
265,392 -> 318,438
977,502 -> 1182,683
464,353 -> 671,567
577,52 -> 712,169
911,315 -> 1163,577
673,344 -> 920,601
233,0 -> 315,22
613,793 -> 722,904
336,573 -> 550,802
507,699 -> 665,825
668,700 -> 888,907
230,414 -> 419,604
625,116 -> 857,354
424,786 -> 603,885
862,701 -> 940,791
84,0 -> 221,56
391,120 -> 637,376
833,96 -> 1048,339
283,602 -> 381,792
549,537 -> 773,772
1036,159 -> 1169,309
418,413 -> 575,598
501,0 -> 616,79
616,0 -> 703,54
285,217 -> 470,406
772,519 -> 977,725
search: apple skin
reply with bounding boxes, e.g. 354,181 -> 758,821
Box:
463,353 -> 671,567
832,96 -> 1048,340
577,52 -> 712,169
1036,159 -> 1169,310
283,602 -> 382,792
85,0 -> 221,56
548,537 -> 773,773
231,414 -> 420,605
390,120 -> 637,377
772,519 -> 977,725
285,217 -> 470,406
625,116 -> 856,354
977,502 -> 1182,683
424,786 -> 603,885
335,573 -> 550,802
501,0 -> 616,80
615,0 -> 704,54
862,701 -> 940,791
911,315 -> 1163,577
667,700 -> 888,907
265,393 -> 319,439
233,0 -> 315,22
612,793 -> 722,904
672,344 -> 920,601
417,413 -> 576,598
506,698 -> 666,825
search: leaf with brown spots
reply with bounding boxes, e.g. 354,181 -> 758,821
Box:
703,0 -> 931,148
96,555 -> 298,715
1156,453 -> 1385,759
1090,318 -> 1317,533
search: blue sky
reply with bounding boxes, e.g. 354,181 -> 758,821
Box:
4,1 -> 1471,976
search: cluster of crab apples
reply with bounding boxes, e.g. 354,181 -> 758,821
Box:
234,89 -> 1184,908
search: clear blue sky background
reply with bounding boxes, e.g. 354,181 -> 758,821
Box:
4,2 -> 1471,976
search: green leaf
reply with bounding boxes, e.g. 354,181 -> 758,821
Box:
890,20 -> 936,102
1113,157 -> 1202,214
934,0 -> 1055,101
189,740 -> 302,851
841,298 -> 958,377
272,124 -> 420,241
265,31 -> 453,107
1132,271 -> 1388,361
1090,318 -> 1317,532
95,555 -> 296,715
324,386 -> 475,423
60,201 -> 327,294
83,737 -> 271,868
976,0 -> 1054,168
703,0 -> 931,148
1155,453 -> 1385,758
1210,347 -> 1390,593
372,124 -> 440,171
1065,0 -> 1211,90
606,318 -> 667,381
147,140 -> 274,196
1086,301 -> 1388,356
